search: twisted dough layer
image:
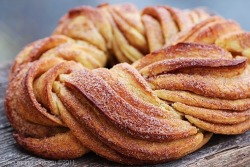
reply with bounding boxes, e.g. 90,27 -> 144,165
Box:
135,42 -> 250,135
166,16 -> 250,62
53,3 -> 210,63
4,2 -> 250,165
5,36 -> 212,164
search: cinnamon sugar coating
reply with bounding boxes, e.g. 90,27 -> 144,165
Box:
4,3 -> 250,165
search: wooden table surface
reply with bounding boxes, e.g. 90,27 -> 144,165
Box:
0,62 -> 249,167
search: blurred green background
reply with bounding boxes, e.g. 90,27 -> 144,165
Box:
0,0 -> 249,62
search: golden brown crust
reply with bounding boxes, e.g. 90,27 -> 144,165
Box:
62,68 -> 197,142
5,41 -> 209,164
155,90 -> 250,111
147,69 -> 250,100
133,42 -> 233,70
5,35 -> 103,159
142,6 -> 179,44
140,57 -> 246,78
186,116 -> 250,135
161,6 -> 193,31
138,43 -> 250,135
14,132 -> 88,159
54,4 -> 209,62
166,16 -> 243,46
56,74 -> 204,163
142,15 -> 165,51
173,103 -> 250,124
216,32 -> 250,62
4,2 -> 250,165
5,38 -> 210,164
187,8 -> 211,24
53,86 -> 145,164
164,15 -> 250,64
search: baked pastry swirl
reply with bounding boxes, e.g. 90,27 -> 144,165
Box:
4,2 -> 250,165
53,3 -> 210,64
166,16 -> 250,62
4,36 -> 212,163
134,42 -> 250,135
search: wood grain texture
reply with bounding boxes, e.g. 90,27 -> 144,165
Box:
0,62 -> 249,167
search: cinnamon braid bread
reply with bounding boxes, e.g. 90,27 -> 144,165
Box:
4,3 -> 250,165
